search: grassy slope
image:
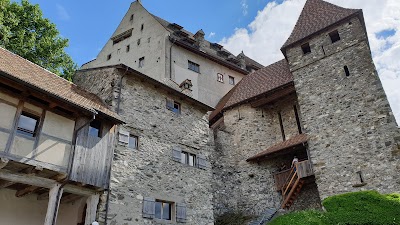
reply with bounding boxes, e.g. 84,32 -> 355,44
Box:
269,191 -> 400,225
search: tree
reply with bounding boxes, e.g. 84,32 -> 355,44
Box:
0,0 -> 77,81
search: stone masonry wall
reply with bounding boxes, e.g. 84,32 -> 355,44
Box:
211,95 -> 321,218
286,16 -> 400,199
75,68 -> 214,225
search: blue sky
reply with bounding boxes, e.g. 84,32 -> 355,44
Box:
25,0 -> 269,66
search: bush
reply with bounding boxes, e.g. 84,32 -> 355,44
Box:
269,191 -> 400,225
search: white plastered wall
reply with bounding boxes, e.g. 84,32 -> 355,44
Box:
0,189 -> 85,225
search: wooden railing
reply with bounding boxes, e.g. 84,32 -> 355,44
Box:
277,160 -> 314,209
273,169 -> 292,191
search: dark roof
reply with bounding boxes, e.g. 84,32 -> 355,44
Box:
281,0 -> 361,51
209,59 -> 293,123
247,134 -> 308,161
151,14 -> 263,74
0,47 -> 122,123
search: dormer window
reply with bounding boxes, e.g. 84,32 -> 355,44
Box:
329,30 -> 341,43
301,43 -> 311,55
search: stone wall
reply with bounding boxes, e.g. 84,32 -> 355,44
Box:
211,95 -> 321,217
286,16 -> 400,199
74,68 -> 214,225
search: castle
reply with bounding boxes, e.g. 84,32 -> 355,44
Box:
0,0 -> 399,225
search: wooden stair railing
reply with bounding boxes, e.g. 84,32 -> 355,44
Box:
280,160 -> 313,209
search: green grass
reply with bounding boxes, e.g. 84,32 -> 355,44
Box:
269,191 -> 400,225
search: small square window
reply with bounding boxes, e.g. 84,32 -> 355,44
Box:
301,43 -> 311,55
329,30 -> 341,43
217,73 -> 224,83
128,135 -> 138,149
89,120 -> 101,138
155,201 -> 171,220
188,60 -> 200,73
229,76 -> 235,85
126,45 -> 130,52
139,57 -> 145,68
166,98 -> 181,114
107,54 -> 112,61
181,151 -> 196,167
17,112 -> 40,137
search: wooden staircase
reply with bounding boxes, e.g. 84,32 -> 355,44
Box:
279,160 -> 313,209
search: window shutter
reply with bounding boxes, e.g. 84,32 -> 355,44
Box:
142,197 -> 155,219
166,98 -> 174,110
172,147 -> 182,162
176,203 -> 187,223
197,154 -> 207,169
118,130 -> 129,145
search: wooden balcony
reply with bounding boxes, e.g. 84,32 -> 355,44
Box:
273,160 -> 314,209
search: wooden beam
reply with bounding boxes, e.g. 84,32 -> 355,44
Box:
37,191 -> 49,201
16,173 -> 67,198
85,194 -> 100,225
0,180 -> 15,188
44,184 -> 63,225
61,194 -> 82,204
0,158 -> 9,169
0,169 -> 97,196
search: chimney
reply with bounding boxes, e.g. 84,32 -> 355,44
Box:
194,29 -> 208,51
237,51 -> 246,69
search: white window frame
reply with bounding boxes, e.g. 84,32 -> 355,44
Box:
228,76 -> 235,85
139,57 -> 145,68
217,73 -> 224,83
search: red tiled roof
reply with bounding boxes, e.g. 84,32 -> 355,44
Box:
281,0 -> 360,51
209,59 -> 293,123
247,134 -> 308,162
0,47 -> 122,122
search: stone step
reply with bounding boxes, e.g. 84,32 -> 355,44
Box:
248,208 -> 277,225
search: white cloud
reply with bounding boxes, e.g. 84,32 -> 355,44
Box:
220,0 -> 400,125
56,4 -> 70,21
208,32 -> 216,38
241,0 -> 249,16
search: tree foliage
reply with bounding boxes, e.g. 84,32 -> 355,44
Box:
0,0 -> 77,80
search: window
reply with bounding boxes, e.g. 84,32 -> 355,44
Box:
117,48 -> 121,54
344,65 -> 350,77
141,24 -> 144,31
148,37 -> 151,43
130,14 -> 134,21
89,120 -> 101,137
129,134 -> 138,149
329,30 -> 341,43
188,60 -> 200,73
139,57 -> 145,68
229,76 -> 235,85
155,200 -> 171,220
137,38 -> 141,46
166,98 -> 181,114
294,105 -> 302,134
217,73 -> 224,83
107,54 -> 112,61
301,43 -> 311,54
17,112 -> 39,137
126,45 -> 130,52
278,112 -> 285,141
181,151 -> 197,167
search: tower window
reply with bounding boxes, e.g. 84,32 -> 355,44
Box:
278,112 -> 286,141
344,66 -> 350,77
229,76 -> 235,85
126,45 -> 130,52
141,24 -> 144,31
130,14 -> 134,21
329,30 -> 341,43
217,73 -> 224,83
301,43 -> 311,55
107,54 -> 112,61
137,38 -> 141,46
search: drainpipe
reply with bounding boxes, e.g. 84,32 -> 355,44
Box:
52,111 -> 97,225
169,35 -> 176,79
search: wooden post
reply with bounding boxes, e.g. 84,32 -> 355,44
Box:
85,194 -> 100,225
44,184 -> 63,225
0,158 -> 9,169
